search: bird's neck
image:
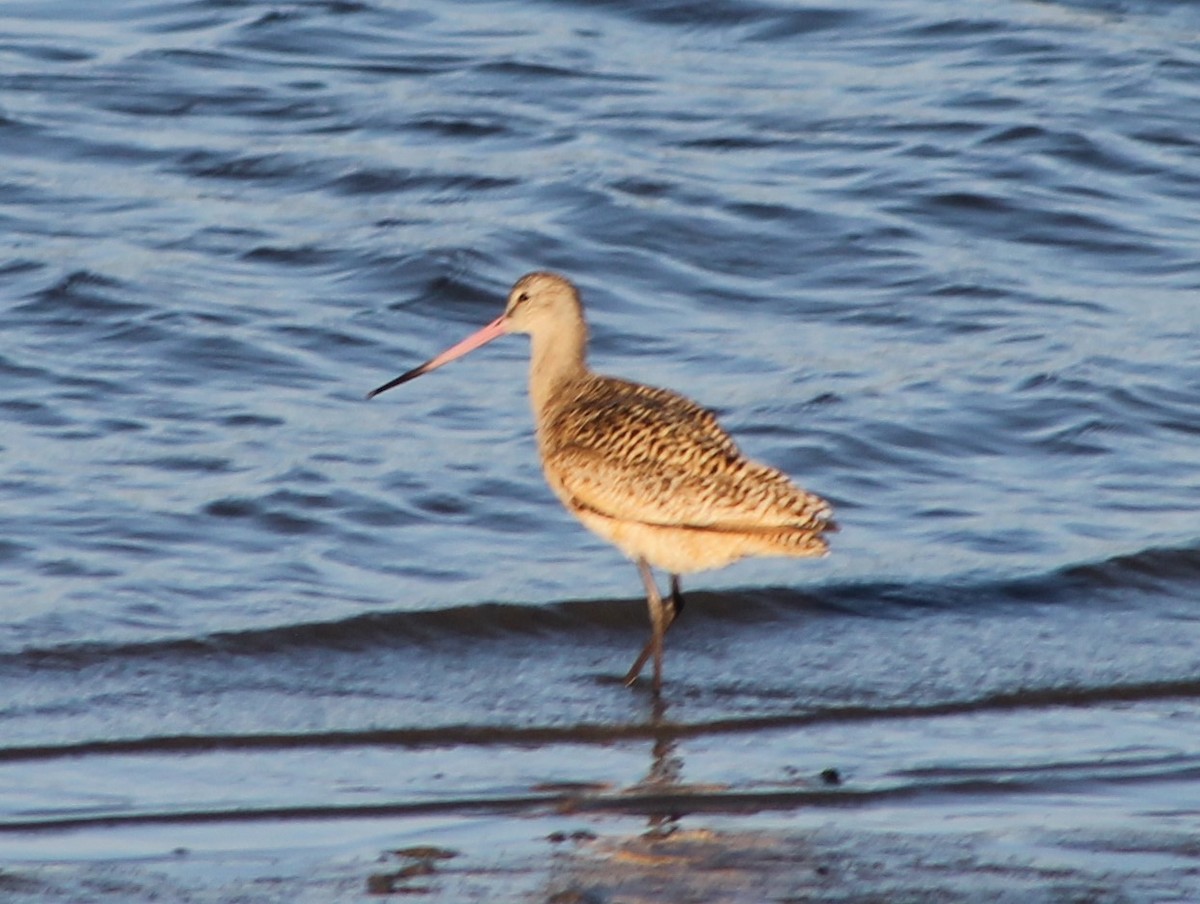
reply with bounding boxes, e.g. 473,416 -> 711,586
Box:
528,313 -> 589,419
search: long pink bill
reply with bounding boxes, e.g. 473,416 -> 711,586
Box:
367,314 -> 508,399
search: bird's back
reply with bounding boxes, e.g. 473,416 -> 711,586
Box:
536,373 -> 833,570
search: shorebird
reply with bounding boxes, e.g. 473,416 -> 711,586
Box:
369,272 -> 834,693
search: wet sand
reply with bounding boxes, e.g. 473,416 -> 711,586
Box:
4,770 -> 1198,903
5,692 -> 1200,902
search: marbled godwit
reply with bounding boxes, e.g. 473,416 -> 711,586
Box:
369,272 -> 834,693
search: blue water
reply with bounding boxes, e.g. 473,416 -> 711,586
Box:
2,0 -> 1200,898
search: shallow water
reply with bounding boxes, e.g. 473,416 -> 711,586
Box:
2,0 -> 1200,898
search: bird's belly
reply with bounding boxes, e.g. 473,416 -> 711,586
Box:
566,503 -> 830,574
567,505 -> 745,573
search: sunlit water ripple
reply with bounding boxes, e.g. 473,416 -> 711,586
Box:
2,0 -> 1199,895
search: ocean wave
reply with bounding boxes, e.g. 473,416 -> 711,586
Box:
4,541 -> 1195,671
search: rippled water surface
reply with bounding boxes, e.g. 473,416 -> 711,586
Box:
2,0 -> 1199,899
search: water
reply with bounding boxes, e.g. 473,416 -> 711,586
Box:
2,0 -> 1200,899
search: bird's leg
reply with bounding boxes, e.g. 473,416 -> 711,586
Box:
624,568 -> 684,692
623,560 -> 665,689
626,574 -> 686,683
624,574 -> 685,686
669,574 -> 685,618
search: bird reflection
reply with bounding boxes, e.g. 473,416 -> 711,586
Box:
638,695 -> 685,837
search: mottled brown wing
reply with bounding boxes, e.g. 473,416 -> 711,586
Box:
540,376 -> 831,531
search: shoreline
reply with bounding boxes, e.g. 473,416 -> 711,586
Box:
4,775 -> 1198,903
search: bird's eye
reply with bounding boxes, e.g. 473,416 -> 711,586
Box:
516,291 -> 529,303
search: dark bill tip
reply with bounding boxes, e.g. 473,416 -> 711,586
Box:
366,363 -> 431,399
